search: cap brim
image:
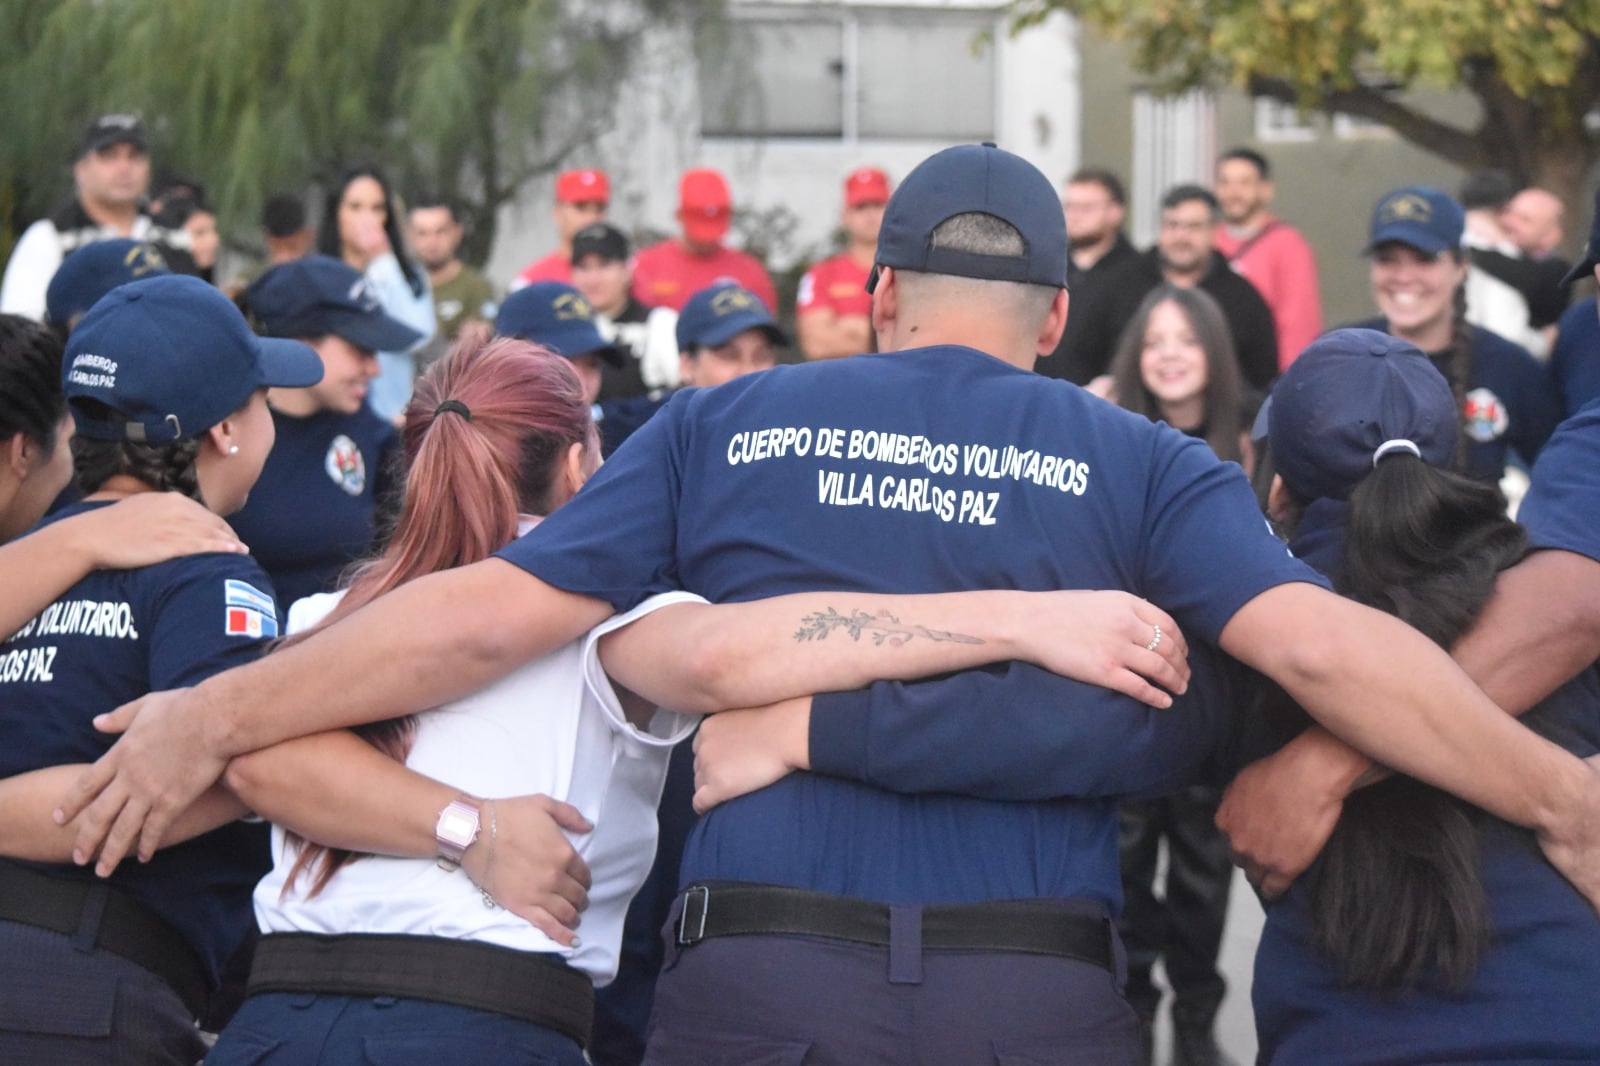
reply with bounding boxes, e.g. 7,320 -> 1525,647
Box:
1363,227 -> 1452,258
682,215 -> 731,244
329,308 -> 424,353
256,336 -> 325,389
514,319 -> 626,368
695,314 -> 788,351
571,248 -> 625,265
83,134 -> 147,156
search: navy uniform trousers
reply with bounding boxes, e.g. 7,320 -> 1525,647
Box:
641,896 -> 1143,1066
0,918 -> 204,1066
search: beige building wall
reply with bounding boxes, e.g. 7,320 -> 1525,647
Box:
1077,28 -> 1478,330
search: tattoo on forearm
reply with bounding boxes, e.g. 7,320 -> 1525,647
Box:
793,607 -> 985,647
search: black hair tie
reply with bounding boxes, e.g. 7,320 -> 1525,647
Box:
435,399 -> 472,421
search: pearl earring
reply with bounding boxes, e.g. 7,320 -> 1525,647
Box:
228,445 -> 240,455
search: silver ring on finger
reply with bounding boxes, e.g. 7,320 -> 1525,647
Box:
1145,624 -> 1163,653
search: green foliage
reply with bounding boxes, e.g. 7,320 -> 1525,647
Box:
1016,0 -> 1600,99
1013,0 -> 1600,200
0,0 -> 721,263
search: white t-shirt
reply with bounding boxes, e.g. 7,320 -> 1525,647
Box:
0,214 -> 160,323
253,587 -> 702,985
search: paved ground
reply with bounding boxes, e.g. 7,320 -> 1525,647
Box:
1147,868 -> 1264,1066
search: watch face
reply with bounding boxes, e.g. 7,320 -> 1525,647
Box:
439,807 -> 477,845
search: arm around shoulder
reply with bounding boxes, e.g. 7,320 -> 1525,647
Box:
1454,548 -> 1600,712
598,588 -> 1190,715
1219,581 -> 1593,836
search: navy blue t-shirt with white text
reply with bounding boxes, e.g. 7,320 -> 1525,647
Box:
0,501 -> 274,984
498,345 -> 1319,909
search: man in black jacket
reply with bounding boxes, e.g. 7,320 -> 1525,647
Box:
1070,184 -> 1279,392
1036,167 -> 1140,384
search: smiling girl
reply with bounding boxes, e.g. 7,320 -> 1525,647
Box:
1104,282 -> 1248,1059
1352,186 -> 1561,484
1108,284 -> 1245,464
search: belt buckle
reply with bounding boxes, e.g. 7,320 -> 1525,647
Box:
676,884 -> 710,946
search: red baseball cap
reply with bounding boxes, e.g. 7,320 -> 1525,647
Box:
678,168 -> 732,244
556,168 -> 610,205
845,167 -> 890,207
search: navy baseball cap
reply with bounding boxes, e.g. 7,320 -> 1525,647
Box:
1268,328 -> 1456,502
65,274 -> 322,444
1560,184 -> 1600,286
1364,186 -> 1464,257
243,256 -> 423,352
46,239 -> 170,327
676,282 -> 788,352
494,281 -> 624,367
867,143 -> 1068,294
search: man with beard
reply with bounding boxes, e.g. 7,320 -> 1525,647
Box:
1213,149 -> 1322,370
409,197 -> 497,349
1074,185 -> 1279,393
1035,167 -> 1140,384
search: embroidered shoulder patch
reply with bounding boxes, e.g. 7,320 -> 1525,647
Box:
224,579 -> 278,639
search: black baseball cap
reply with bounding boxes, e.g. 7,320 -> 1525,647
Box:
80,113 -> 148,158
866,143 -> 1068,294
571,222 -> 630,265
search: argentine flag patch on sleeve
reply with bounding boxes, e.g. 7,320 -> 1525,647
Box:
224,579 -> 279,639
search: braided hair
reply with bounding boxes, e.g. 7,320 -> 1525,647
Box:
71,398 -> 203,501
1435,253 -> 1476,473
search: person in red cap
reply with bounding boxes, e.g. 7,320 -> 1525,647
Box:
795,166 -> 890,360
511,169 -> 611,290
630,168 -> 776,313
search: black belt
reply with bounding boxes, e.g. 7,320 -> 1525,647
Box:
248,932 -> 594,1049
0,859 -> 210,1018
675,882 -> 1115,972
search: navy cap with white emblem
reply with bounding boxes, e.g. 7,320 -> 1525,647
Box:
65,274 -> 323,444
243,255 -> 424,353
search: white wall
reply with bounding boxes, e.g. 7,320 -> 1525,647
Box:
485,2 -> 1081,283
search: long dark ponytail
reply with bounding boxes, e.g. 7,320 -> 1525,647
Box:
1306,452 -> 1526,991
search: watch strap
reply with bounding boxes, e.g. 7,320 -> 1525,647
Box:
434,796 -> 482,872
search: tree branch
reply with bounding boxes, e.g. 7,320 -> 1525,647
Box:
1249,75 -> 1487,169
